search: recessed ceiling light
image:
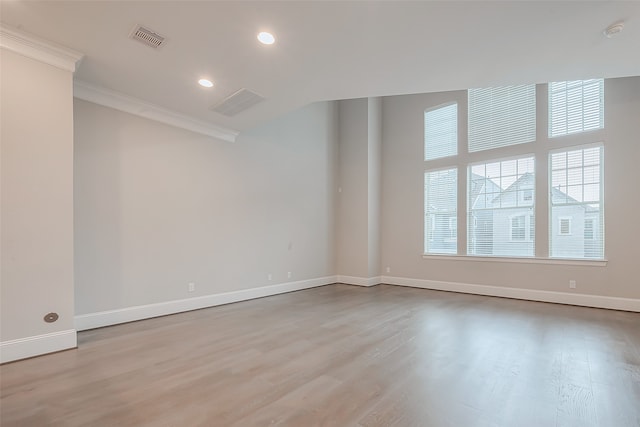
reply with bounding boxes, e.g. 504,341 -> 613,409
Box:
198,79 -> 214,88
257,32 -> 275,45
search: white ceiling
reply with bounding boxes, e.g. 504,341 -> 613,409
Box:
2,1 -> 639,133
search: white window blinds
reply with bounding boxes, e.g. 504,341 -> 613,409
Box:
425,168 -> 457,254
550,146 -> 604,259
468,156 -> 535,257
425,103 -> 457,160
549,79 -> 604,137
468,85 -> 536,152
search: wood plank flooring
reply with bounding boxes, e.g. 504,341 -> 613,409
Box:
1,284 -> 639,427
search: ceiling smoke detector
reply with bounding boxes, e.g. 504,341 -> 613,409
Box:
129,25 -> 166,48
603,21 -> 624,38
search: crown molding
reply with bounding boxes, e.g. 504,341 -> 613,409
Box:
0,24 -> 83,72
74,80 -> 239,142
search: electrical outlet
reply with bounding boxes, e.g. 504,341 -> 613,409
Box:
188,282 -> 195,292
569,280 -> 576,289
386,266 -> 391,273
287,271 -> 292,279
268,274 -> 272,281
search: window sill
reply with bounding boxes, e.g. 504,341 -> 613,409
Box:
422,254 -> 607,266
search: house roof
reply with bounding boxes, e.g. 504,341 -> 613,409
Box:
489,172 -> 534,204
471,172 -> 591,209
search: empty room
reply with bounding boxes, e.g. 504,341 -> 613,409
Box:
1,1 -> 639,426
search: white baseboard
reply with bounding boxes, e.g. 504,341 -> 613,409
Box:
0,329 -> 77,364
75,276 -> 338,331
337,275 -> 381,287
380,275 -> 640,312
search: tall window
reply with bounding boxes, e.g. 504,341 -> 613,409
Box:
468,84 -> 536,152
423,80 -> 605,261
468,157 -> 535,257
549,79 -> 604,137
550,146 -> 604,258
425,103 -> 457,160
425,169 -> 457,254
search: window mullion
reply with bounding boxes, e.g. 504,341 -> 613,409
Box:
535,82 -> 550,258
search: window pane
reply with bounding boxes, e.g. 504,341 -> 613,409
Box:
549,79 -> 604,137
425,169 -> 457,254
550,146 -> 604,259
468,85 -> 536,152
468,156 -> 535,257
425,104 -> 457,160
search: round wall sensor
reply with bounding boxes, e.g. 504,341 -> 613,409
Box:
44,312 -> 59,323
603,21 -> 624,38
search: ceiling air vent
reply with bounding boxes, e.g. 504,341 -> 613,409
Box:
211,89 -> 265,117
129,25 -> 166,49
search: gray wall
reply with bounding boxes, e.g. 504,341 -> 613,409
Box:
336,99 -> 370,278
335,97 -> 382,280
1,49 -> 75,341
367,98 -> 382,278
74,99 -> 338,314
381,76 -> 640,299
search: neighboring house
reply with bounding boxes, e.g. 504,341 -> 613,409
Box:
487,173 -> 536,257
428,172 -> 602,258
549,185 -> 603,259
468,172 -> 502,255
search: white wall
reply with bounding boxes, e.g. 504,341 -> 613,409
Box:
381,76 -> 640,300
0,49 -> 76,358
73,99 -> 338,316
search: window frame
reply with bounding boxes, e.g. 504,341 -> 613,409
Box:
424,102 -> 458,161
467,153 -> 536,257
548,143 -> 605,260
424,167 -> 458,255
422,81 -> 607,265
548,79 -> 604,138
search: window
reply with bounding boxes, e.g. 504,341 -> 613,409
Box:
549,79 -> 604,137
511,215 -> 526,241
584,218 -> 595,240
468,156 -> 535,257
559,217 -> 572,235
425,103 -> 457,160
424,169 -> 457,254
449,217 -> 457,240
429,216 -> 435,241
550,146 -> 604,259
468,85 -> 536,152
423,80 -> 605,261
529,214 -> 535,241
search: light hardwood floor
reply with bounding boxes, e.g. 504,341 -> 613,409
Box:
1,284 -> 639,427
